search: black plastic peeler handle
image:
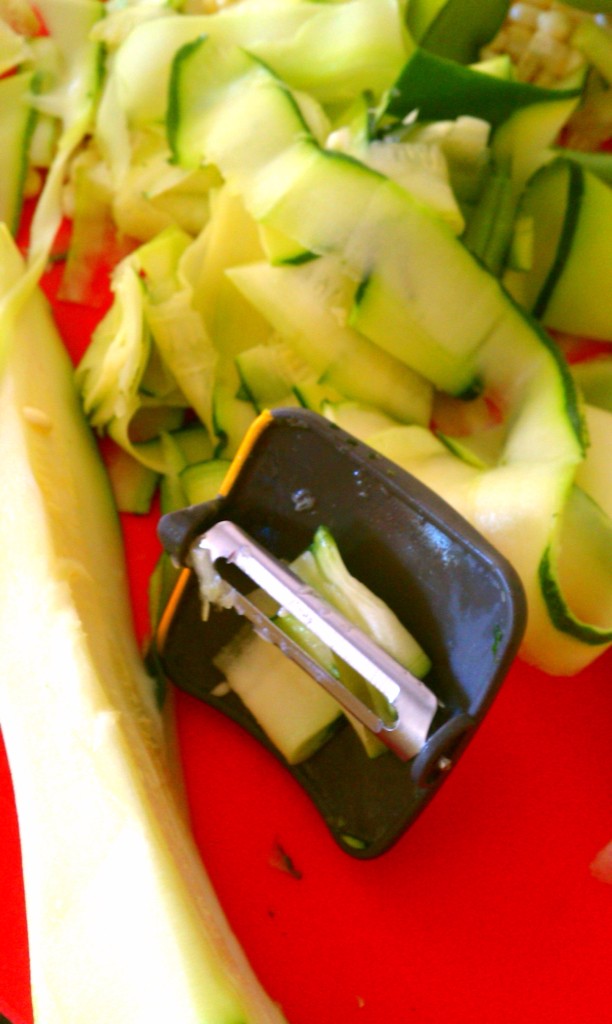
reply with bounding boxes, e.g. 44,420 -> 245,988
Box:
155,409 -> 527,857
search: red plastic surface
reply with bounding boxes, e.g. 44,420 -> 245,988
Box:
1,258 -> 611,1024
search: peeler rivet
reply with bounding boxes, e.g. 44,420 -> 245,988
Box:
291,488 -> 316,512
437,757 -> 452,773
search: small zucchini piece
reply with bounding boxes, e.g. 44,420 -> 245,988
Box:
515,158 -> 612,341
0,71 -> 36,236
214,626 -> 343,766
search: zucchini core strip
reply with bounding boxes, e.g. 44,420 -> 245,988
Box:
188,520 -> 439,761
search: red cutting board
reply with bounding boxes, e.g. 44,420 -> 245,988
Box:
1,249 -> 611,1024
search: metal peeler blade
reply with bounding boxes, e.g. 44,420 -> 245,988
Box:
188,519 -> 439,761
154,408 -> 526,858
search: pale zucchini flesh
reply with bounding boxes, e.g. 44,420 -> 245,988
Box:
214,627 -> 343,765
0,228 -> 288,1024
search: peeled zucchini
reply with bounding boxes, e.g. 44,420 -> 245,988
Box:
0,228 -> 287,1023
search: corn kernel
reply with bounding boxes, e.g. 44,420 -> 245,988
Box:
537,11 -> 572,41
530,29 -> 567,60
484,0 -> 599,85
505,23 -> 535,59
515,50 -> 545,82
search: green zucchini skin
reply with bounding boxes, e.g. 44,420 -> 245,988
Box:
531,160 -> 583,321
384,48 -> 581,130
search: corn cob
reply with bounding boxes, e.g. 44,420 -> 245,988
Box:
481,1 -> 601,85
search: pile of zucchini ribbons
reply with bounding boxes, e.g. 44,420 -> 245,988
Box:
4,0 -> 610,676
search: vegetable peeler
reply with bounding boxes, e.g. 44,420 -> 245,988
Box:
154,408 -> 526,858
